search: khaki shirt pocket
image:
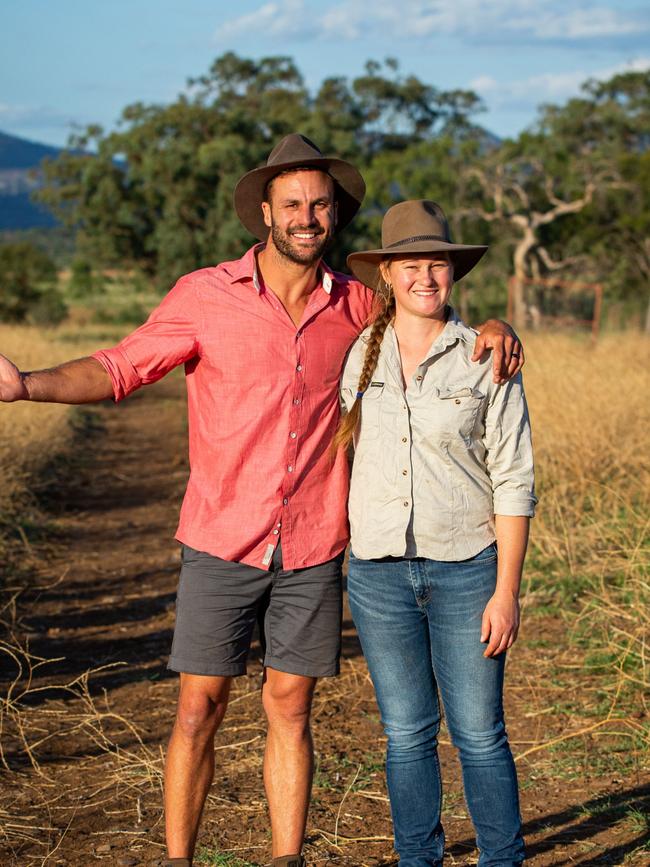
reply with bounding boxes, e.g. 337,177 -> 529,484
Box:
433,384 -> 485,443
357,384 -> 385,443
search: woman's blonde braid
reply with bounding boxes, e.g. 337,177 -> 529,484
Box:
331,284 -> 395,453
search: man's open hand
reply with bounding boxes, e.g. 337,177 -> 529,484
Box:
472,320 -> 524,384
0,354 -> 28,402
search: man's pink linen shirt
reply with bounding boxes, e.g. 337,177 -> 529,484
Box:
92,245 -> 374,570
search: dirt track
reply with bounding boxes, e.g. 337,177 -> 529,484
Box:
1,371 -> 648,865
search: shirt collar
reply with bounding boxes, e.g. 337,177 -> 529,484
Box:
442,307 -> 476,346
229,244 -> 335,295
385,307 -> 475,363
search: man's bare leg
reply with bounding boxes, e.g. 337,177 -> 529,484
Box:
165,673 -> 232,859
261,668 -> 317,857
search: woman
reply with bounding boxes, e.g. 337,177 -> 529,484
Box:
336,200 -> 536,866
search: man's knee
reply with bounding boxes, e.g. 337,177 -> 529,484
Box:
262,670 -> 316,730
173,675 -> 232,742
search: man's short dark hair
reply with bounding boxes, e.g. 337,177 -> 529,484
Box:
263,167 -> 336,204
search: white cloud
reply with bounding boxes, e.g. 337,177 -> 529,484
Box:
0,103 -> 75,130
214,0 -> 649,44
470,57 -> 650,111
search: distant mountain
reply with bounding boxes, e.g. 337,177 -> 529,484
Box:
0,131 -> 63,230
0,130 -> 62,170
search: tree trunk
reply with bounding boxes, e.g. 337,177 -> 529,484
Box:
512,231 -> 535,330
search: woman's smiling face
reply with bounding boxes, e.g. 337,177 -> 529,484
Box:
381,253 -> 454,321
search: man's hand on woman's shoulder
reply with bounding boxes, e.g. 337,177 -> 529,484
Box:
472,319 -> 524,384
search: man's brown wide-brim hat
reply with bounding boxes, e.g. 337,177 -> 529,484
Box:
347,199 -> 488,287
234,133 -> 366,240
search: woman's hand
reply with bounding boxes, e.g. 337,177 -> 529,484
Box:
480,589 -> 520,658
472,319 -> 524,384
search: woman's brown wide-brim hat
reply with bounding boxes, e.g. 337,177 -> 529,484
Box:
234,133 -> 366,240
347,200 -> 488,287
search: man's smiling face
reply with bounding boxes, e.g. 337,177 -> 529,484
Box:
262,169 -> 337,266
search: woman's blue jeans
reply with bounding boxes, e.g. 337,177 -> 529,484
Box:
348,545 -> 525,867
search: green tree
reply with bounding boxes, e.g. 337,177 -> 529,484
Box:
0,242 -> 67,324
36,53 -> 485,283
470,69 -> 650,329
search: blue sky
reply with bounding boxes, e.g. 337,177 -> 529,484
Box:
2,0 -> 649,148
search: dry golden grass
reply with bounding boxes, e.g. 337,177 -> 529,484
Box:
0,327 -> 74,501
524,332 -> 650,579
0,327 -> 648,864
523,331 -> 650,728
0,323 -> 121,561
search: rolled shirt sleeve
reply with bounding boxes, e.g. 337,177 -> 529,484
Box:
92,275 -> 201,401
484,373 -> 537,517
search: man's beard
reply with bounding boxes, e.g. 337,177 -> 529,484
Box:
271,222 -> 331,266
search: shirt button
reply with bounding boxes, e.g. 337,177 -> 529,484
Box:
403,501 -> 409,507
293,398 -> 300,405
455,399 -> 461,404
402,469 -> 408,476
290,431 -> 297,439
296,364 -> 302,372
401,437 -> 407,443
283,497 -> 288,505
273,529 -> 279,535
287,465 -> 293,472
416,375 -> 423,381
277,522 -> 282,528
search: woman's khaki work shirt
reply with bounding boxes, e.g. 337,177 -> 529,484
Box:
340,309 -> 537,562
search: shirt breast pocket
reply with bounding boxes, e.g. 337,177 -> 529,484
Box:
358,384 -> 385,442
435,384 -> 485,444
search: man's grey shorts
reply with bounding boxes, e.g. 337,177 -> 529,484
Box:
168,543 -> 344,678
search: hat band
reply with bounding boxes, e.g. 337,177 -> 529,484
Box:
387,233 -> 449,248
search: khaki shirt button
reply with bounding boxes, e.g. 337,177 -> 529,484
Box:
403,501 -> 409,507
402,469 -> 408,475
455,398 -> 461,404
401,437 -> 407,443
416,375 -> 423,381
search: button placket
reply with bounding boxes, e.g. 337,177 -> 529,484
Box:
282,342 -> 305,537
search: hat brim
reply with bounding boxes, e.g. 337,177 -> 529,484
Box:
347,240 -> 488,287
234,157 -> 366,240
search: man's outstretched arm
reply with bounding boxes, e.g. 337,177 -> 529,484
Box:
0,354 -> 113,404
472,319 -> 524,385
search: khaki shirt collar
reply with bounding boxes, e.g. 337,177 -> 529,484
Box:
384,306 -> 476,367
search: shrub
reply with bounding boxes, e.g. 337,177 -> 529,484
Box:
0,241 -> 67,324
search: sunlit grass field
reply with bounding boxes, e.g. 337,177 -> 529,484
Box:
518,332 -> 650,743
0,324 -> 647,863
0,322 -> 125,558
1,326 -> 648,714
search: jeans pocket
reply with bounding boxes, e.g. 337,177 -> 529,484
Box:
469,542 -> 498,563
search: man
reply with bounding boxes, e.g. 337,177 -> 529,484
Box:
0,134 -> 523,867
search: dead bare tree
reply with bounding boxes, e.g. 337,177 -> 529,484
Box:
461,159 -> 600,329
